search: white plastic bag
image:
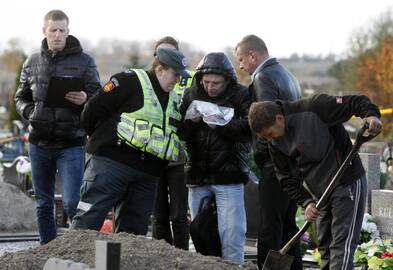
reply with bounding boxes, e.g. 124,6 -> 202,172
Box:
185,100 -> 234,126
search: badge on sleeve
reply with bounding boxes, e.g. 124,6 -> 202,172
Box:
102,78 -> 119,92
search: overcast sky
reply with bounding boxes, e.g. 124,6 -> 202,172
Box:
1,0 -> 392,57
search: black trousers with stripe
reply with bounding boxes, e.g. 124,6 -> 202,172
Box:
317,175 -> 367,270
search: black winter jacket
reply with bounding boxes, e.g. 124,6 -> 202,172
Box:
180,83 -> 252,185
250,58 -> 301,167
15,35 -> 101,148
268,94 -> 380,208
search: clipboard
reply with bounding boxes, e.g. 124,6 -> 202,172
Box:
44,76 -> 84,108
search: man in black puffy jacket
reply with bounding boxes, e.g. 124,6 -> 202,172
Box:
180,52 -> 251,265
150,37 -> 190,250
14,10 -> 101,244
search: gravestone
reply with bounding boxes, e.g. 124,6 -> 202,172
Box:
96,240 -> 121,270
371,190 -> 393,239
360,153 -> 380,213
43,240 -> 121,270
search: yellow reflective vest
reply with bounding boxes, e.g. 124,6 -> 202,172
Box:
117,69 -> 182,161
173,70 -> 195,97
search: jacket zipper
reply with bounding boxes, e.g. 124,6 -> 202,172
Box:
202,128 -> 211,171
162,110 -> 166,134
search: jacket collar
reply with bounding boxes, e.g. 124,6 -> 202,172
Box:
41,35 -> 82,58
251,57 -> 278,81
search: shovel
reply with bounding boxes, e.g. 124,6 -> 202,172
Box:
262,122 -> 379,270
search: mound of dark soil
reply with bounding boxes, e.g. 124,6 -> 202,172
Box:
0,230 -> 257,270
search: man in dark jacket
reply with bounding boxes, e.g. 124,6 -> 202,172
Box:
14,10 -> 101,244
150,36 -> 191,250
71,48 -> 189,236
235,34 -> 302,269
248,94 -> 382,270
180,52 -> 251,265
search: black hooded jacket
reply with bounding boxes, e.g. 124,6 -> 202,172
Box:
15,35 -> 101,148
180,52 -> 252,185
269,94 -> 380,207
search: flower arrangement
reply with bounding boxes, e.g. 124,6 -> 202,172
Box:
312,248 -> 322,266
296,209 -> 318,256
300,231 -> 317,256
360,213 -> 380,244
354,239 -> 393,270
312,213 -> 388,268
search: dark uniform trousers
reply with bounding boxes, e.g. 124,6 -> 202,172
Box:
258,165 -> 303,270
152,164 -> 189,250
71,155 -> 158,235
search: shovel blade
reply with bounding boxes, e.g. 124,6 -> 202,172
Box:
262,250 -> 294,270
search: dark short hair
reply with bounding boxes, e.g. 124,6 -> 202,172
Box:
44,10 -> 69,25
154,36 -> 179,55
236,34 -> 268,55
248,101 -> 282,133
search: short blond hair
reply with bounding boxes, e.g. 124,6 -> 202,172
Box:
236,35 -> 268,55
44,10 -> 69,25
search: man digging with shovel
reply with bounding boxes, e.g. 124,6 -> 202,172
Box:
248,94 -> 382,270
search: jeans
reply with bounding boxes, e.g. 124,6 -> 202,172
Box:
71,155 -> 158,235
152,164 -> 189,250
189,184 -> 246,265
29,143 -> 85,244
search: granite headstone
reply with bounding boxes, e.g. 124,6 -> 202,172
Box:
371,189 -> 393,239
360,153 -> 380,213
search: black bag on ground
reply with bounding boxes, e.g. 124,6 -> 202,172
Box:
190,195 -> 222,257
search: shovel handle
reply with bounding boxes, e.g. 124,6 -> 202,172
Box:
279,122 -> 379,255
280,221 -> 312,255
353,122 -> 379,150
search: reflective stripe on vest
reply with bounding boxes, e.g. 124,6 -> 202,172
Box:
117,69 -> 182,161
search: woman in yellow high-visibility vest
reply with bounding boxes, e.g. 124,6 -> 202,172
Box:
71,47 -> 189,236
